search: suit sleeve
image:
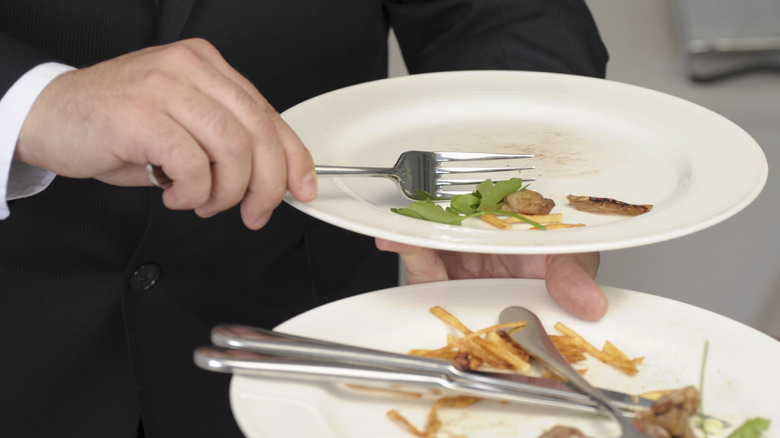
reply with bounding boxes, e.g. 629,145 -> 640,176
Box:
384,0 -> 608,78
0,33 -> 58,97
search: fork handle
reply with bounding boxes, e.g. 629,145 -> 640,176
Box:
211,324 -> 453,375
315,165 -> 397,177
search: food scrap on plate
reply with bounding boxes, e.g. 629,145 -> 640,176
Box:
567,195 -> 653,216
391,177 -> 653,230
388,306 -> 646,437
383,307 -> 770,438
538,386 -> 699,438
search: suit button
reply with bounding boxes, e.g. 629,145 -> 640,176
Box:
130,263 -> 161,293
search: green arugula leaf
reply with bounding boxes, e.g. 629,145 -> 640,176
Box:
475,178 -> 526,212
494,210 -> 545,230
389,207 -> 425,220
727,418 -> 771,438
449,193 -> 481,214
390,177 -> 546,229
391,200 -> 467,225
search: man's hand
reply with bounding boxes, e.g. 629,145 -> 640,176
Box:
15,38 -> 316,229
376,239 -> 606,320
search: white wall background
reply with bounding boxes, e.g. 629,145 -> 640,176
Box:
387,0 -> 780,337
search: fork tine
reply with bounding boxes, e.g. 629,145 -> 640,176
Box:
438,177 -> 536,186
433,152 -> 533,162
437,166 -> 534,175
438,179 -> 484,186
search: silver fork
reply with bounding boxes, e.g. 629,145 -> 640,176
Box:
146,151 -> 534,200
316,151 -> 534,200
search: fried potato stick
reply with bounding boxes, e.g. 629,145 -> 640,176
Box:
485,330 -> 532,372
447,334 -> 511,369
425,306 -> 531,371
480,214 -> 514,230
554,322 -> 643,375
430,306 -> 473,335
501,213 -> 563,224
388,396 -> 480,438
549,335 -> 587,363
391,307 -> 648,438
480,213 -> 565,230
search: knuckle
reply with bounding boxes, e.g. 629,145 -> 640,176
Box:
232,86 -> 256,110
180,37 -> 219,56
221,134 -> 252,161
264,103 -> 281,120
138,68 -> 177,91
163,145 -> 210,187
158,42 -> 206,69
265,179 -> 287,201
176,153 -> 211,180
252,110 -> 279,142
196,102 -> 230,134
229,92 -> 280,142
194,105 -> 253,161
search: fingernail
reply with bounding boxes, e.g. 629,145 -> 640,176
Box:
300,170 -> 317,201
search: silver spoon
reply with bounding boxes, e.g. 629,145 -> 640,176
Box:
499,306 -> 653,438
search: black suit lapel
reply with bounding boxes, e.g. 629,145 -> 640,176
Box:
156,0 -> 198,44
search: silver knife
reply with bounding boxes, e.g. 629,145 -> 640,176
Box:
197,323 -> 655,416
195,345 -> 653,417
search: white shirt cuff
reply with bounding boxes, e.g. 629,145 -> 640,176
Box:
0,62 -> 74,219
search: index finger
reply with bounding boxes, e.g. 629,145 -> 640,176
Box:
545,252 -> 606,320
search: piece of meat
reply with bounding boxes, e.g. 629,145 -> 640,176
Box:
566,195 -> 652,216
633,386 -> 699,438
453,351 -> 470,369
537,425 -> 591,438
501,190 -> 556,215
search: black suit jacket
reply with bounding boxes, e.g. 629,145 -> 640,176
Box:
0,1 -> 607,437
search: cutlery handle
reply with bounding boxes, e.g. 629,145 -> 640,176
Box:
211,324 -> 454,376
194,346 -> 617,417
315,165 -> 396,177
194,345 -> 446,388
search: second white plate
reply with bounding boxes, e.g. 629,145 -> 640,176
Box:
282,71 -> 767,254
230,279 -> 780,437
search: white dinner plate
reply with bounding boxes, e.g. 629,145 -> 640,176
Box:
281,71 -> 767,254
230,279 -> 779,438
